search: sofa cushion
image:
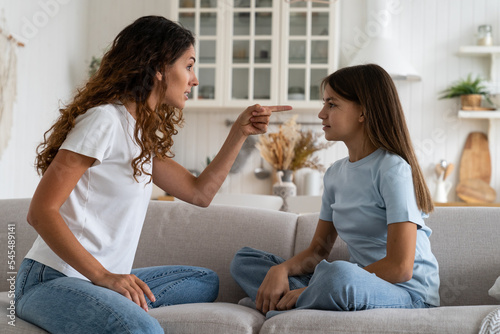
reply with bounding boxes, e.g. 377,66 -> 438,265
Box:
0,199 -> 36,292
489,276 -> 500,301
294,213 -> 350,263
150,302 -> 264,334
134,201 -> 299,303
426,207 -> 500,306
259,305 -> 499,334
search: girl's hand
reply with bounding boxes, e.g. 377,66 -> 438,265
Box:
256,265 -> 290,314
93,272 -> 156,312
276,287 -> 306,311
235,104 -> 292,137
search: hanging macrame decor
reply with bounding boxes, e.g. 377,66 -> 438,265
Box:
0,25 -> 22,159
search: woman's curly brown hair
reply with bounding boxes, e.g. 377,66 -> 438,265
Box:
35,16 -> 195,181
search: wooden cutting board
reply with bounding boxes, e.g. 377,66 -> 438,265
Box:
459,132 -> 491,184
456,178 -> 497,203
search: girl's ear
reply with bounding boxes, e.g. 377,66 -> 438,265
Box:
156,72 -> 163,81
359,111 -> 365,123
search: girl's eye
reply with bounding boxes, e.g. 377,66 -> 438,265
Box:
187,65 -> 193,71
322,101 -> 336,108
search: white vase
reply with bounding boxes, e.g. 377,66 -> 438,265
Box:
273,170 -> 297,212
433,177 -> 452,203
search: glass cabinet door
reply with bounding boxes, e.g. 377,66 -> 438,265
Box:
229,0 -> 276,102
175,0 -> 338,108
283,1 -> 338,104
178,0 -> 219,102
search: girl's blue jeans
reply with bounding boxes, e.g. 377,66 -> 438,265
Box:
15,258 -> 219,333
230,247 -> 431,318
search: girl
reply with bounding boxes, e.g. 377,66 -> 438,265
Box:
15,16 -> 290,333
231,64 -> 440,318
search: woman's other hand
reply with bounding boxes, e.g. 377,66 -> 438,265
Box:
93,272 -> 156,312
235,104 -> 292,136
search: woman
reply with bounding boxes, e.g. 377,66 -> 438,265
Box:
15,16 -> 290,333
231,64 -> 440,318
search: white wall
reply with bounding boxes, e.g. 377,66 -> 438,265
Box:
86,0 -> 174,63
0,0 -> 88,198
1,0 -> 499,202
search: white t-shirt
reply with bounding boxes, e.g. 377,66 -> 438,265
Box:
26,103 -> 153,280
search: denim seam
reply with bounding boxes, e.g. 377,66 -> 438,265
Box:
43,282 -> 136,334
15,259 -> 35,312
148,271 -> 209,306
37,264 -> 47,283
139,268 -> 206,281
348,299 -> 417,310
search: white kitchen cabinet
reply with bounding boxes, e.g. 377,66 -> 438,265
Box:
174,0 -> 339,109
280,1 -> 339,108
177,0 -> 223,107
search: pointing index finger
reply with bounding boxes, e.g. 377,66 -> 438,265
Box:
267,105 -> 293,112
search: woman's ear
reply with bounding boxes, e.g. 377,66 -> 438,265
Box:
156,72 -> 163,81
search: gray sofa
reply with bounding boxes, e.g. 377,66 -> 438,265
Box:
1,198 -> 499,334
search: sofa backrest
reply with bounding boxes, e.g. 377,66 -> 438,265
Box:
293,207 -> 500,307
425,207 -> 500,306
0,198 -> 36,292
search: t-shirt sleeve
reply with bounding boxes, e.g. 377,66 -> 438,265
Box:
380,162 -> 424,227
319,167 -> 334,222
59,108 -> 116,166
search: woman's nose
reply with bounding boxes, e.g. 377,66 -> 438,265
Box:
191,73 -> 199,87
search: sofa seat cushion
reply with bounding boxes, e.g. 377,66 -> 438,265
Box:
150,302 -> 265,334
259,305 -> 499,334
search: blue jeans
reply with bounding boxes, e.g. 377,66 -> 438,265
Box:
230,247 -> 431,318
15,258 -> 219,333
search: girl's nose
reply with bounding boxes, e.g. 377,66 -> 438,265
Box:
318,106 -> 326,119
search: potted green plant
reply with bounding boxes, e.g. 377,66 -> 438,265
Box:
439,74 -> 491,110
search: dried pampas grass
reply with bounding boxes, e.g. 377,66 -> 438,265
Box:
257,116 -> 334,172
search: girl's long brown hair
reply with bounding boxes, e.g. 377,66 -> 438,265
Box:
322,64 -> 434,213
36,16 -> 194,181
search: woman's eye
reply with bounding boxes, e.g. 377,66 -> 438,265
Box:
187,65 -> 193,71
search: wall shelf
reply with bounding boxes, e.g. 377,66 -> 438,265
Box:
458,45 -> 500,54
458,110 -> 500,119
458,45 -> 500,82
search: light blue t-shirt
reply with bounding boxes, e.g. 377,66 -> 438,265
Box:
319,148 -> 440,306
